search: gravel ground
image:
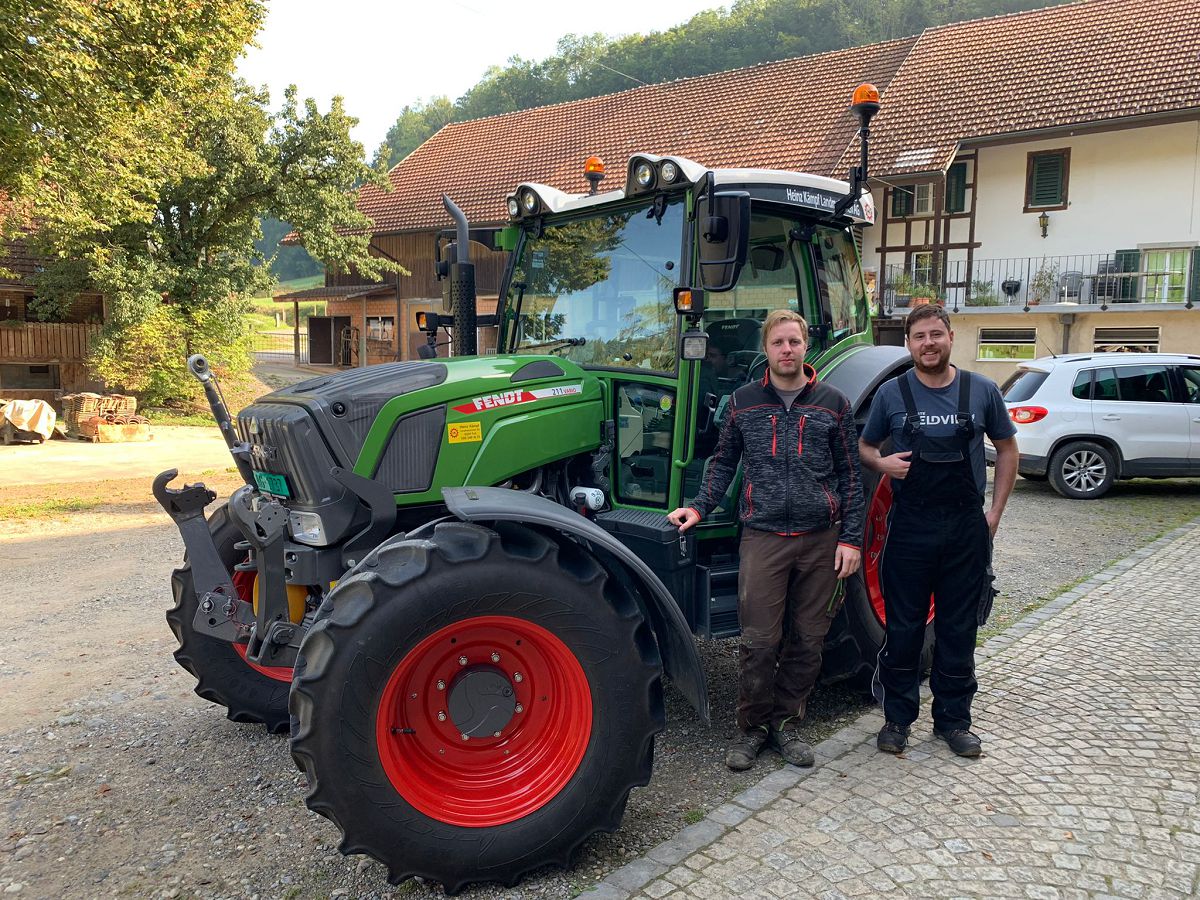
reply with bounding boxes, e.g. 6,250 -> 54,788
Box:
1,473 -> 1197,900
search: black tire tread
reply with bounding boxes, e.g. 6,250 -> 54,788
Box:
290,520 -> 664,893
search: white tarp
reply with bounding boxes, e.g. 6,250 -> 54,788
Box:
0,399 -> 57,440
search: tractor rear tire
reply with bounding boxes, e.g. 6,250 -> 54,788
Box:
819,467 -> 935,688
167,503 -> 292,733
290,520 -> 665,893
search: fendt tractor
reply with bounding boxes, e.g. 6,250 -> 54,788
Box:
155,85 -> 932,891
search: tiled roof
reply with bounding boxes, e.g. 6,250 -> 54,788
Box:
865,0 -> 1200,176
356,38 -> 916,234
0,240 -> 43,288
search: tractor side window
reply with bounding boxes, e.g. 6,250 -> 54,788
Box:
615,383 -> 675,507
508,199 -> 682,372
813,227 -> 868,340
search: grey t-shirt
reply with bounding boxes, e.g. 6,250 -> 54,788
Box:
862,367 -> 1016,497
775,386 -> 803,410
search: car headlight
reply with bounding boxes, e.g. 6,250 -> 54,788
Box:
289,510 -> 327,546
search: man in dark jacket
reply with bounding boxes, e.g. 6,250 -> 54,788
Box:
668,309 -> 864,771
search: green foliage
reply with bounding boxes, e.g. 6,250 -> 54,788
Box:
255,217 -> 323,282
0,1 -> 264,241
32,78 -> 403,407
968,278 -> 1000,306
377,0 -> 1075,164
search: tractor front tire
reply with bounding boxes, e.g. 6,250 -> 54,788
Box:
290,520 -> 665,893
167,503 -> 292,732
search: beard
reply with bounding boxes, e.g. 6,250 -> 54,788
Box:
913,346 -> 951,374
768,358 -> 801,381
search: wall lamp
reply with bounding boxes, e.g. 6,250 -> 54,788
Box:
1037,210 -> 1050,238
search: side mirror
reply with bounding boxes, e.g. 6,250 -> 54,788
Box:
697,191 -> 750,292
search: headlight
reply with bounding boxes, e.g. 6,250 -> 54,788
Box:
506,196 -> 520,218
661,161 -> 679,184
521,189 -> 539,213
634,162 -> 655,189
289,510 -> 327,546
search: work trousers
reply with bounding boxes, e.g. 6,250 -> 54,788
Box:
874,501 -> 989,731
736,525 -> 841,732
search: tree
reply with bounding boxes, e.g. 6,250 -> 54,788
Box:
375,97 -> 456,169
255,217 -> 323,282
0,1 -> 264,241
37,82 -> 403,407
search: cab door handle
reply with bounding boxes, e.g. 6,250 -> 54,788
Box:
1101,414 -> 1121,421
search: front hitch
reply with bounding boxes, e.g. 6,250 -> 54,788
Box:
153,471 -> 302,668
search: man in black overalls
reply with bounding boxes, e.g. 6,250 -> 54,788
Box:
859,305 -> 1018,757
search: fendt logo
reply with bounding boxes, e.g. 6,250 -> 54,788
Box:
451,384 -> 583,415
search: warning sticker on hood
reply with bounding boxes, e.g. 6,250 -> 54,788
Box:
452,383 -> 583,414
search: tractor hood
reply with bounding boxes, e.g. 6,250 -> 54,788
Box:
236,356 -> 605,512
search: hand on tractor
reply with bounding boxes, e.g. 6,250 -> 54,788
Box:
877,450 -> 912,480
834,544 -> 861,579
667,507 -> 701,532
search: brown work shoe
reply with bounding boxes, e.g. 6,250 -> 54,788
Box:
725,725 -> 770,771
769,726 -> 815,767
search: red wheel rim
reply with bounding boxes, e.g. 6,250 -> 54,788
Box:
376,615 -> 593,828
229,569 -> 293,683
863,477 -> 934,626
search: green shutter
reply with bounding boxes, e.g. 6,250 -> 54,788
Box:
1190,247 -> 1200,307
891,187 -> 912,218
945,163 -> 967,213
1115,248 -> 1140,301
1029,153 -> 1065,207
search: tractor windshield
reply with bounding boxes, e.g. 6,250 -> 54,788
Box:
505,197 -> 683,372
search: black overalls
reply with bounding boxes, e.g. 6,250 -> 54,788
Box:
873,369 -> 991,732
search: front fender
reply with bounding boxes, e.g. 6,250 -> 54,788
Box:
442,487 -> 710,724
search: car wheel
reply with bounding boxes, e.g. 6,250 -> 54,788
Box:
1048,441 -> 1116,499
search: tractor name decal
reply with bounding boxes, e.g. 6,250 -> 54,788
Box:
448,421 -> 483,443
452,384 -> 583,414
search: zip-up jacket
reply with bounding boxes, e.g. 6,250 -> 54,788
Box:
689,365 -> 864,549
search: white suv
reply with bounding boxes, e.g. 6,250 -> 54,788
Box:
987,353 -> 1200,499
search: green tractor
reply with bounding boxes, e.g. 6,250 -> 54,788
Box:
155,86 -> 929,892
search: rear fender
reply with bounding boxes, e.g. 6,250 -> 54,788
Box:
442,487 -> 710,723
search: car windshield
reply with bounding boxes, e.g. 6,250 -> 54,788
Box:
506,198 -> 683,372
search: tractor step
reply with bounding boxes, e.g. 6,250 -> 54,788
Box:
695,561 -> 740,640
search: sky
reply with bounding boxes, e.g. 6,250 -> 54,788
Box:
237,1 -> 723,156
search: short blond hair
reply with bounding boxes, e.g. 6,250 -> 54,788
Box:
762,309 -> 809,348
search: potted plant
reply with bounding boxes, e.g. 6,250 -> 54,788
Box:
967,279 -> 1001,307
911,282 -> 943,307
890,272 -> 913,308
1028,260 -> 1060,306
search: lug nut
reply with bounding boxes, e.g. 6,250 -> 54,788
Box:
513,672 -> 523,683
458,656 -> 468,666
493,731 -> 502,737
490,652 -> 501,663
437,711 -> 447,722
515,704 -> 524,714
409,692 -> 417,700
436,680 -> 445,691
461,733 -> 470,741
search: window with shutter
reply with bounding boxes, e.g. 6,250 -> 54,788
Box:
890,187 -> 913,218
945,162 -> 967,213
1025,149 -> 1070,211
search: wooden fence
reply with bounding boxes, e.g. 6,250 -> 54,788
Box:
0,323 -> 101,362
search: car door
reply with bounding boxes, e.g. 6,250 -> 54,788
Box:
1090,364 -> 1191,475
1175,364 -> 1200,473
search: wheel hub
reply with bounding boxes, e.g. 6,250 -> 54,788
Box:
448,668 -> 516,738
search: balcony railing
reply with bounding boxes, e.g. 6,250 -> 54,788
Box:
882,254 -> 1199,312
0,322 -> 101,362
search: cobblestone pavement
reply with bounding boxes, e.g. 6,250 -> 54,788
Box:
593,520 -> 1200,900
